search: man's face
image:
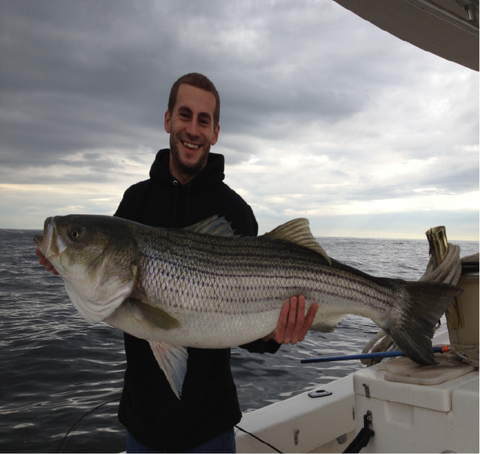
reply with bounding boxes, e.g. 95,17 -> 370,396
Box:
165,84 -> 220,182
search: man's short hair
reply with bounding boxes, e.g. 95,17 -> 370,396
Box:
168,73 -> 220,127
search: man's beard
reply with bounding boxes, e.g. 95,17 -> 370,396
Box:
170,136 -> 210,176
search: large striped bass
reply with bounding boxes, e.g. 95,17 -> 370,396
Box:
34,214 -> 461,398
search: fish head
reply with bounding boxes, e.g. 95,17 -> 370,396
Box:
34,215 -> 139,323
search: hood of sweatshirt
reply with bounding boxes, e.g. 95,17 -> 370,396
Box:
149,149 -> 225,188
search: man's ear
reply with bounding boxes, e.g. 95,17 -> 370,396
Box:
211,123 -> 220,146
164,110 -> 171,133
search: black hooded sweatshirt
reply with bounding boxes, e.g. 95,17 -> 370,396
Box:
114,149 -> 279,452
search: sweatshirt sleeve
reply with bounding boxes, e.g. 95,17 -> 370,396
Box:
114,193 -> 128,219
113,184 -> 137,220
113,182 -> 149,222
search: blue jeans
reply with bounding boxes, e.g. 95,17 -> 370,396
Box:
126,428 -> 236,453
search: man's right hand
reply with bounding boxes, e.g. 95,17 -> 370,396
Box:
35,248 -> 59,275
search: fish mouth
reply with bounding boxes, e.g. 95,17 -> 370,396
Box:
33,217 -> 57,258
33,233 -> 44,252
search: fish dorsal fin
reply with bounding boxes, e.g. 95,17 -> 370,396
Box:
310,314 -> 347,332
185,215 -> 238,237
265,218 -> 331,266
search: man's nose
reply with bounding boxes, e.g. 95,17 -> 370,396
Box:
185,118 -> 200,138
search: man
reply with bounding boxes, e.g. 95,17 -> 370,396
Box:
37,73 -> 318,452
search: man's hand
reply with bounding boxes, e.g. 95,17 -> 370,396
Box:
35,248 -> 59,275
264,295 -> 318,345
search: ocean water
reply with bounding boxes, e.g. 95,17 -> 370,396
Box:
0,229 -> 477,453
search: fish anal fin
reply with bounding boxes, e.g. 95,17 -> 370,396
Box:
130,298 -> 181,330
184,215 -> 239,237
265,218 -> 331,265
149,341 -> 188,399
310,314 -> 347,333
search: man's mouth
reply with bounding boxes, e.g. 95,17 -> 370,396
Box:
182,141 -> 200,150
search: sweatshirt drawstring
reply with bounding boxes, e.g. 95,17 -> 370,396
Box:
185,184 -> 191,227
172,180 -> 179,227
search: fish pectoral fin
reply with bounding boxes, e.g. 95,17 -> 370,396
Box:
310,314 -> 347,333
265,218 -> 331,266
149,341 -> 188,399
129,298 -> 181,330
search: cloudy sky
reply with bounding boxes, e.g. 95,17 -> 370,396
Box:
1,0 -> 478,240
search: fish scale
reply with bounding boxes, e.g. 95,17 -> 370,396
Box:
134,228 -> 395,330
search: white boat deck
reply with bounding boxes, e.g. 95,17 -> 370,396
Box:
236,329 -> 479,453
236,373 -> 356,453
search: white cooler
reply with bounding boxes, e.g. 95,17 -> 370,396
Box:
352,353 -> 478,453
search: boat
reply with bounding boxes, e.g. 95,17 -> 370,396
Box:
236,1 -> 479,452
331,0 -> 478,71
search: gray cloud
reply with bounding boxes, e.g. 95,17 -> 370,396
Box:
0,0 -> 478,238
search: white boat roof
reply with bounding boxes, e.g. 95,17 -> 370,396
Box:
333,0 -> 479,71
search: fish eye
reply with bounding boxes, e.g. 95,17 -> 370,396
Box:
69,228 -> 82,241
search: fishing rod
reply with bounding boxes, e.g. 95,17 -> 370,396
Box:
300,345 -> 449,364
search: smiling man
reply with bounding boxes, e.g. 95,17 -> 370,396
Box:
37,73 -> 317,453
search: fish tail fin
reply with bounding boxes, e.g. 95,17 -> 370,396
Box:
384,282 -> 462,365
